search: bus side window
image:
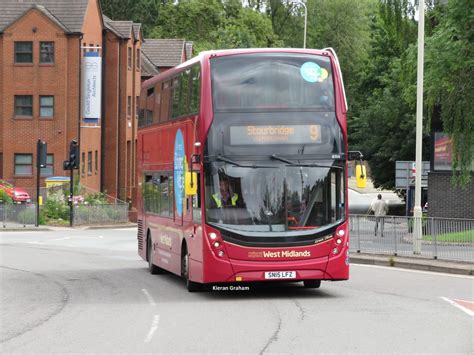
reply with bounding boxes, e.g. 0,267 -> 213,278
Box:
144,174 -> 153,212
192,173 -> 201,223
160,81 -> 171,122
154,83 -> 161,123
171,77 -> 181,118
160,174 -> 169,216
190,65 -> 200,114
181,69 -> 191,116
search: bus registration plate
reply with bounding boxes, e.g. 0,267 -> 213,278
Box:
264,271 -> 296,279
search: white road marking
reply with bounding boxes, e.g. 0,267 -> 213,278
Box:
51,237 -> 71,241
440,297 -> 474,317
144,314 -> 160,343
352,263 -> 473,279
141,288 -> 157,307
26,241 -> 43,244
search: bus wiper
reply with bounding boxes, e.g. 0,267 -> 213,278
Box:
271,154 -> 342,169
217,155 -> 276,169
270,154 -> 294,164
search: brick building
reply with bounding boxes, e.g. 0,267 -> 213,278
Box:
102,15 -> 142,203
0,0 -> 193,211
0,0 -> 103,194
141,39 -> 192,75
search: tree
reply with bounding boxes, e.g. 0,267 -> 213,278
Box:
100,0 -> 160,36
349,0 -> 424,189
424,0 -> 474,186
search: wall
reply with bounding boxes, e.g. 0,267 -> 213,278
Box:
428,172 -> 474,219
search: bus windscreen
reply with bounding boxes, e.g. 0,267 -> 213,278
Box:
211,53 -> 334,112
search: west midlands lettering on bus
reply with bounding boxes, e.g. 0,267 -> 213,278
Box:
137,48 -> 365,292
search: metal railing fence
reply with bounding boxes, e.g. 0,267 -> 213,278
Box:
349,214 -> 474,262
1,203 -> 37,228
72,204 -> 129,226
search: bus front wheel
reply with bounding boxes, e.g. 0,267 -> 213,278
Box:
182,247 -> 202,292
303,280 -> 321,289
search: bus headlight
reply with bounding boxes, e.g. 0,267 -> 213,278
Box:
336,238 -> 342,245
213,241 -> 220,248
209,233 -> 217,240
337,229 -> 345,237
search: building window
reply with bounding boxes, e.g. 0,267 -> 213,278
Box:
95,150 -> 98,173
81,152 -> 85,175
15,42 -> 33,63
15,95 -> 33,117
41,154 -> 54,176
136,48 -> 140,69
39,96 -> 54,118
40,42 -> 54,64
14,154 -> 33,175
88,151 -> 92,175
127,96 -> 132,117
128,47 -> 132,69
136,96 -> 139,118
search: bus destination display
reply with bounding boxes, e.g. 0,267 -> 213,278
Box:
230,125 -> 322,145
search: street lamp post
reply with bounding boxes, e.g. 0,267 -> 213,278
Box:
413,0 -> 425,254
291,0 -> 307,48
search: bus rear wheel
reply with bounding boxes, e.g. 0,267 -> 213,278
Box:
303,280 -> 321,288
148,236 -> 163,275
182,248 -> 202,292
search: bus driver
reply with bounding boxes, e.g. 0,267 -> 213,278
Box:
211,178 -> 240,208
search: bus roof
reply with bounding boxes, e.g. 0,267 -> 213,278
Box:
142,47 -> 335,90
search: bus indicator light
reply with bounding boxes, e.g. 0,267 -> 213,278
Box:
218,250 -> 225,257
336,238 -> 342,245
236,276 -> 242,282
332,248 -> 339,255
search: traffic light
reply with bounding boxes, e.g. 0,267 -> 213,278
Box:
63,140 -> 79,170
69,140 -> 80,169
37,140 -> 47,168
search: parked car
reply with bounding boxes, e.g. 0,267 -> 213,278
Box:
0,180 -> 31,204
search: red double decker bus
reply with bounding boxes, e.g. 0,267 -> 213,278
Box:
137,48 -> 351,291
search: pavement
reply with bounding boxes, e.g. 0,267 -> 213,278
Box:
350,252 -> 473,276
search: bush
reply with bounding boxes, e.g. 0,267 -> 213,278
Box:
43,190 -> 69,221
0,189 -> 12,204
84,191 -> 109,205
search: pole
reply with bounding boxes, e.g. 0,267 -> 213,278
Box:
413,0 -> 425,254
36,139 -> 41,227
291,1 -> 307,48
70,166 -> 74,227
303,2 -> 307,48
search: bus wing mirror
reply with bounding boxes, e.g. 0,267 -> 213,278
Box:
355,163 -> 367,188
185,171 -> 198,196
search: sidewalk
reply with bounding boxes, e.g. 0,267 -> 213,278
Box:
350,252 -> 473,276
1,223 -> 137,232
